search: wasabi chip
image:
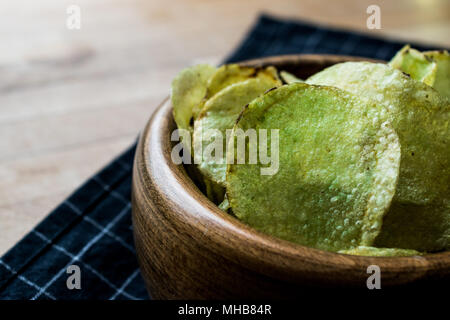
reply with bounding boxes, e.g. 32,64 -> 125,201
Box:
389,45 -> 437,86
193,77 -> 279,185
171,64 -> 216,130
280,70 -> 303,84
184,163 -> 224,204
339,246 -> 421,257
307,62 -> 450,251
192,65 -> 280,119
389,45 -> 450,100
424,50 -> 450,100
226,83 -> 401,251
218,195 -> 230,212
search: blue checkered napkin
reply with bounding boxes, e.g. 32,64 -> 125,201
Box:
0,14 -> 445,300
226,15 -> 438,62
0,145 -> 147,300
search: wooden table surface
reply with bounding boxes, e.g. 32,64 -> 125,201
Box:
0,0 -> 449,255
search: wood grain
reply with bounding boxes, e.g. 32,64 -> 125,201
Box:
1,0 -> 449,255
132,55 -> 450,299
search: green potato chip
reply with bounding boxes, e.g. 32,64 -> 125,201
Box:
424,50 -> 450,100
389,45 -> 450,100
307,62 -> 450,251
192,65 -> 280,119
226,83 -> 401,252
171,64 -> 216,131
218,195 -> 230,212
389,45 -> 437,86
193,77 -> 279,186
184,163 -> 224,204
338,246 -> 421,257
280,70 -> 304,84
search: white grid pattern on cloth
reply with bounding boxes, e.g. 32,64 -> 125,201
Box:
0,155 -> 136,300
32,230 -> 139,300
31,202 -> 133,300
64,199 -> 135,253
0,259 -> 56,300
92,176 -> 131,204
109,269 -> 141,300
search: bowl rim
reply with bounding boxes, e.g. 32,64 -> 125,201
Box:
137,54 -> 450,278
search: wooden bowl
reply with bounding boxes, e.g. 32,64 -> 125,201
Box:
131,54 -> 450,299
